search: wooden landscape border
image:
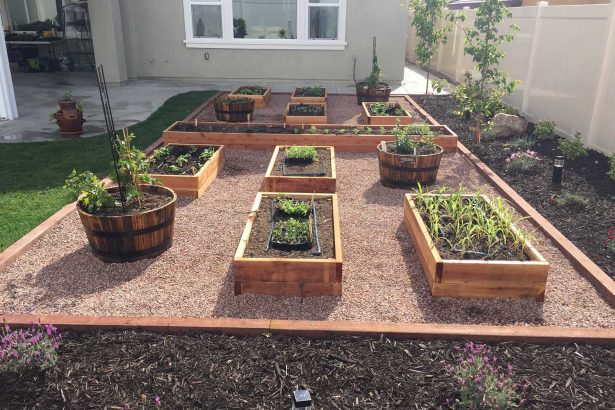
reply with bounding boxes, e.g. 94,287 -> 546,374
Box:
149,144 -> 226,198
163,122 -> 458,152
284,102 -> 328,125
290,87 -> 328,104
228,86 -> 272,109
263,146 -> 337,194
233,192 -> 343,297
404,193 -> 549,300
361,102 -> 413,126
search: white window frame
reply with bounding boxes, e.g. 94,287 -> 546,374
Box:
183,0 -> 347,50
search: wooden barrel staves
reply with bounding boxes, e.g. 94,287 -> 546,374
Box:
77,185 -> 177,263
355,82 -> 391,105
214,98 -> 255,122
377,142 -> 444,188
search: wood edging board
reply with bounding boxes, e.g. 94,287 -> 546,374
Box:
404,95 -> 440,126
284,102 -> 328,125
264,146 -> 337,193
233,192 -> 343,297
149,144 -> 226,198
403,193 -> 549,300
162,122 -> 458,153
1,314 -> 614,344
456,142 -> 615,307
228,86 -> 272,109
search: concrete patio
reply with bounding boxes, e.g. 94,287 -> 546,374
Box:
0,64 -> 442,143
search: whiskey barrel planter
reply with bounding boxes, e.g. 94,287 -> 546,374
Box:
77,185 -> 177,263
377,142 -> 444,188
355,81 -> 391,105
214,98 -> 255,122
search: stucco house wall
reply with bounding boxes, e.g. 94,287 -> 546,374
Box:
91,0 -> 409,84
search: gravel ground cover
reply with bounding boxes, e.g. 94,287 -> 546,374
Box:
1,331 -> 614,409
196,94 -> 427,125
1,149 -> 614,327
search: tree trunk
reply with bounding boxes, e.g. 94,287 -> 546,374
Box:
425,71 -> 430,95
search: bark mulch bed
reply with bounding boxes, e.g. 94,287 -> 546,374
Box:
0,331 -> 614,409
412,95 -> 615,278
271,147 -> 331,177
196,94 -> 427,125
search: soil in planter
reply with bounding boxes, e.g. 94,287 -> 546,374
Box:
84,191 -> 173,217
387,142 -> 438,156
368,103 -> 409,117
412,94 -> 615,277
271,148 -> 332,177
288,104 -> 325,116
149,145 -> 217,176
295,87 -> 326,97
244,198 -> 334,259
1,331 -> 614,409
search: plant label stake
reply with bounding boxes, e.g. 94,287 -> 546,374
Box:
96,65 -> 127,212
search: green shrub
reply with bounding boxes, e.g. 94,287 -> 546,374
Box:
286,146 -> 318,162
507,137 -> 535,151
608,153 -> 615,182
64,170 -> 114,213
555,193 -> 589,211
272,218 -> 311,244
277,198 -> 310,217
558,132 -> 588,160
504,150 -> 540,175
533,120 -> 556,140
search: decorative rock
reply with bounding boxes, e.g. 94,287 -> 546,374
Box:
491,113 -> 528,138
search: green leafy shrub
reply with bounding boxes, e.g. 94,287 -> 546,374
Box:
272,218 -> 311,244
286,146 -> 318,162
277,198 -> 310,217
506,137 -> 535,151
235,86 -> 266,95
64,170 -> 114,213
533,120 -> 556,140
558,132 -> 588,160
555,193 -> 589,211
393,124 -> 437,155
504,150 -> 540,175
608,153 -> 615,182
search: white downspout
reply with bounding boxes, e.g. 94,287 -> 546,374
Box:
0,9 -> 18,120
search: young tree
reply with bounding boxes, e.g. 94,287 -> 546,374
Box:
411,0 -> 452,94
456,0 -> 520,141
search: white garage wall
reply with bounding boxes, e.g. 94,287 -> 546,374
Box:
408,2 -> 615,155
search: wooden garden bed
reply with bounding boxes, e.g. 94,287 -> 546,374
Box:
361,102 -> 413,126
403,193 -> 549,301
149,144 -> 225,198
233,192 -> 343,297
284,103 -> 328,125
290,88 -> 328,104
228,86 -> 272,109
264,146 -> 336,193
163,122 -> 458,152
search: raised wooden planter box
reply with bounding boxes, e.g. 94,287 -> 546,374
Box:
290,88 -> 328,104
284,103 -> 328,125
264,146 -> 336,193
403,193 -> 549,300
163,122 -> 458,153
150,144 -> 225,198
361,102 -> 413,126
233,192 -> 343,297
228,86 -> 272,109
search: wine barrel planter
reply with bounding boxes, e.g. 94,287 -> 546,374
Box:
77,185 -> 177,263
214,98 -> 255,122
377,142 -> 444,188
54,100 -> 85,137
355,81 -> 391,105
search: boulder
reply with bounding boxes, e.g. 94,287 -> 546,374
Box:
491,113 -> 528,138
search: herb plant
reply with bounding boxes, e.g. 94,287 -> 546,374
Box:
506,137 -> 535,151
216,96 -> 254,104
504,150 -> 540,174
277,198 -> 310,217
272,218 -> 311,244
296,87 -> 325,97
392,123 -> 437,155
445,341 -> 522,409
534,120 -> 556,140
288,104 -> 324,116
1,323 -> 62,371
235,86 -> 266,95
555,193 -> 589,211
558,132 -> 588,160
286,146 -> 318,162
64,170 -> 115,213
369,103 -> 407,117
114,131 -> 159,205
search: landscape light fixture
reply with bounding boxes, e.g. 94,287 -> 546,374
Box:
292,389 -> 312,410
552,155 -> 564,185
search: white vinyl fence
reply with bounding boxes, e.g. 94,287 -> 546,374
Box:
407,2 -> 615,155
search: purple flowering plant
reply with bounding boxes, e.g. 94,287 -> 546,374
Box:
505,150 -> 541,175
446,342 -> 522,409
0,323 -> 62,371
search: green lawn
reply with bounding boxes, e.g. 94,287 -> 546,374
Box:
0,90 -> 216,252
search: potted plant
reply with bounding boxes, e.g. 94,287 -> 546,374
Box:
213,96 -> 255,122
53,90 -> 85,136
64,129 -> 177,263
355,37 -> 391,105
377,124 -> 443,188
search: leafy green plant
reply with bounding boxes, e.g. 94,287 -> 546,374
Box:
64,170 -> 115,213
233,18 -> 247,38
235,86 -> 266,95
411,0 -> 454,94
152,146 -> 171,162
558,132 -> 588,160
404,124 -> 435,136
555,193 -> 589,211
506,137 -> 535,151
533,120 -> 556,140
216,96 -> 254,104
175,153 -> 191,167
286,146 -> 318,162
272,218 -> 311,244
199,147 -> 215,163
607,153 -> 615,182
308,125 -> 319,134
453,0 -> 520,138
296,87 -> 325,97
114,131 -> 159,205
504,150 -> 540,175
363,37 -> 386,89
392,123 -> 437,155
369,103 -> 407,117
277,198 -> 310,217
288,104 -> 324,116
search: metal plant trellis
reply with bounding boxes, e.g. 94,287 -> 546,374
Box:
96,64 -> 127,212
